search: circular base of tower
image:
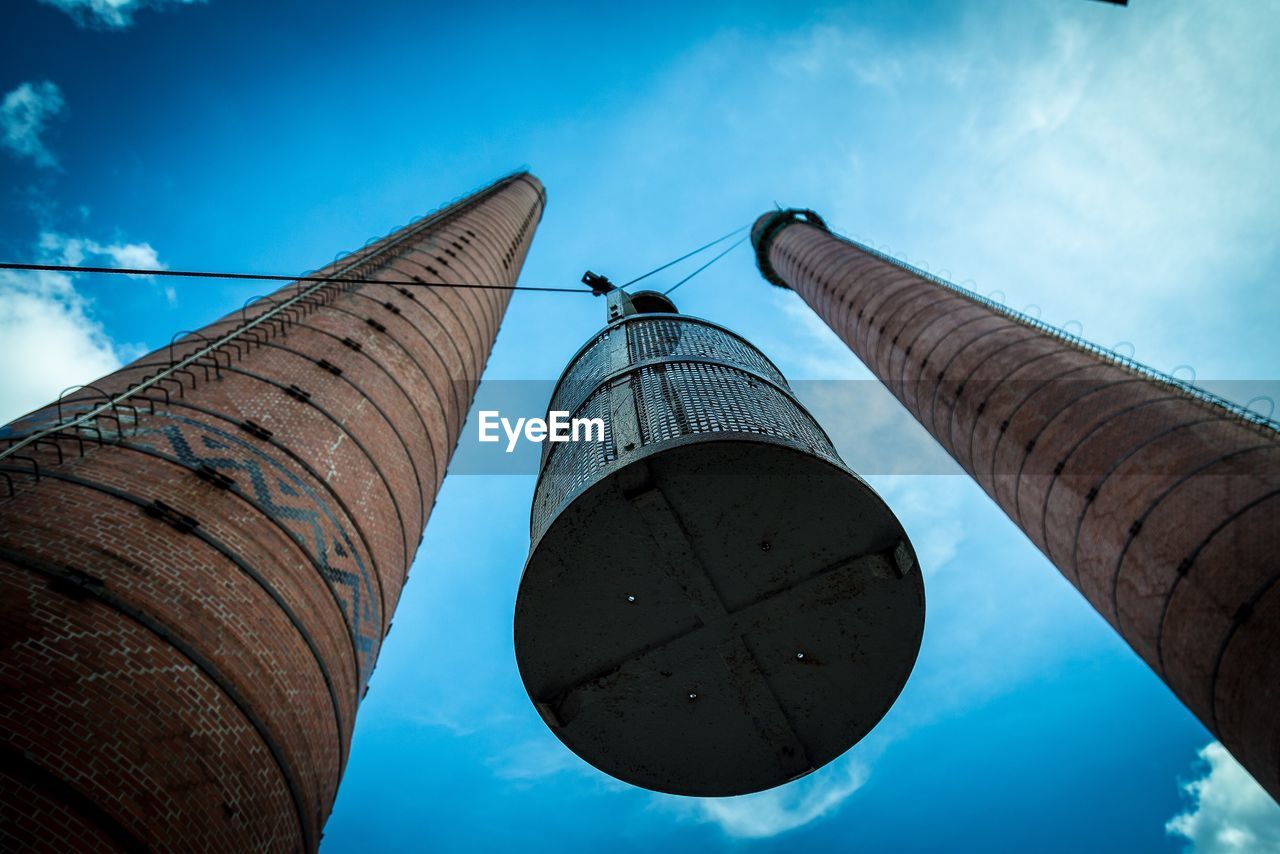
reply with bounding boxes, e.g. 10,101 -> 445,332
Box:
514,437 -> 925,797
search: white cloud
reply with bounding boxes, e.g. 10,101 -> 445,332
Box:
906,4 -> 1278,380
487,735 -> 628,793
872,475 -> 966,576
40,232 -> 173,302
38,0 -> 204,29
0,231 -> 162,424
100,241 -> 164,271
767,290 -> 864,380
0,81 -> 65,169
489,737 -> 583,782
38,232 -> 166,274
401,710 -> 481,738
1167,742 -> 1280,853
0,270 -> 120,425
773,24 -> 903,90
732,2 -> 1280,386
671,756 -> 870,839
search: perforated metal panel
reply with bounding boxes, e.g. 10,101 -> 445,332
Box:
517,305 -> 924,798
533,314 -> 837,541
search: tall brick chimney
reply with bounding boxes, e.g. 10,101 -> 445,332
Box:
0,172 -> 544,850
751,209 -> 1280,800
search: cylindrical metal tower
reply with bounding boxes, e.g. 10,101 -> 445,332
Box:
515,288 -> 924,797
751,209 -> 1280,799
0,172 -> 544,850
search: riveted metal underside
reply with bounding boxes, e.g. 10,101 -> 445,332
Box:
516,312 -> 924,797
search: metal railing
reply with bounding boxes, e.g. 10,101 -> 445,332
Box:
0,171 -> 532,470
833,232 -> 1280,435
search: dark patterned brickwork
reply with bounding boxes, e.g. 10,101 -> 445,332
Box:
0,172 -> 545,850
751,209 -> 1280,801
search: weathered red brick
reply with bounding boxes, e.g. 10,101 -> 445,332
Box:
0,173 -> 545,849
752,210 -> 1280,801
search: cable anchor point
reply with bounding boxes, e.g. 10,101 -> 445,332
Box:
582,271 -> 616,297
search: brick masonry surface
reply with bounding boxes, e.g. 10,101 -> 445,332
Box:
751,210 -> 1280,802
0,172 -> 545,851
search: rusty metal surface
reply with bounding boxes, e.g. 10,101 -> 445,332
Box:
515,306 -> 924,796
532,313 -> 823,539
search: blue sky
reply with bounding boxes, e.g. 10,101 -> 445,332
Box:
2,1 -> 1279,851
